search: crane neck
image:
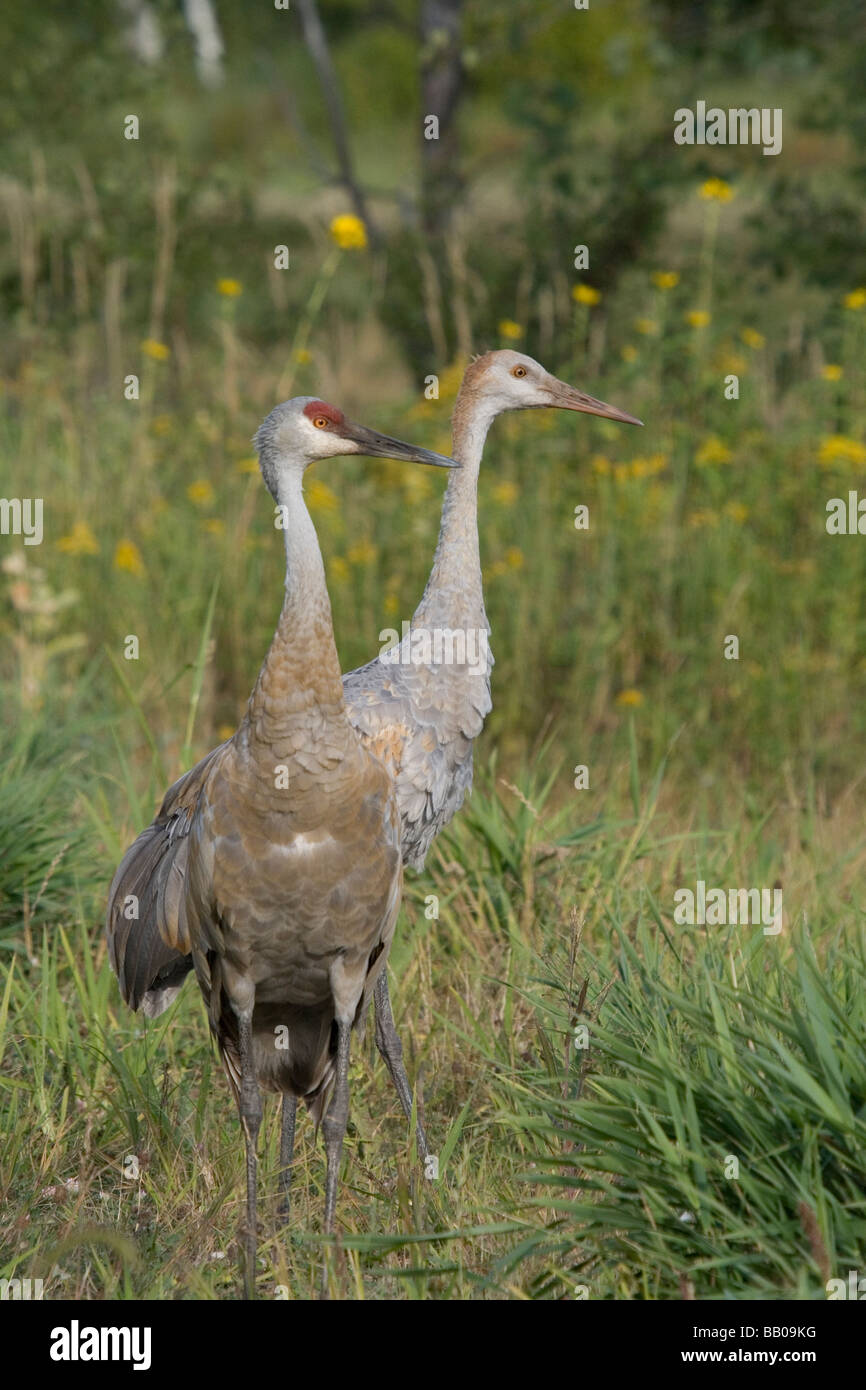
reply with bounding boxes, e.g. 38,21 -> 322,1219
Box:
413,393 -> 496,628
245,466 -> 346,752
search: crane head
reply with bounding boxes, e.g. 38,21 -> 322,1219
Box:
463,350 -> 643,426
254,396 -> 457,498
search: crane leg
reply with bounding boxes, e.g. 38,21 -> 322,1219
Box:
278,1093 -> 297,1220
236,1006 -> 262,1300
373,971 -> 429,1161
320,1019 -> 351,1297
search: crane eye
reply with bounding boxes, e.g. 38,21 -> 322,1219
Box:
511,365 -> 527,378
312,416 -> 329,429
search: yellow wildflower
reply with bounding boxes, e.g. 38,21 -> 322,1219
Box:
616,689 -> 644,708
141,338 -> 170,361
236,457 -> 259,475
306,479 -> 339,513
687,310 -> 711,328
717,351 -> 747,375
629,454 -> 667,479
740,328 -> 765,350
329,214 -> 367,250
699,178 -> 734,202
114,539 -> 144,575
652,271 -> 680,290
493,481 -> 518,505
383,593 -> 400,617
843,288 -> 866,310
724,501 -> 749,523
217,278 -> 242,297
187,480 -> 215,507
347,539 -> 377,566
202,518 -> 225,536
330,557 -> 350,582
401,470 -> 433,502
505,546 -> 524,570
688,509 -> 720,528
621,344 -> 638,363
573,284 -> 601,306
58,521 -> 99,556
818,435 -> 866,468
295,348 -> 313,365
591,454 -> 611,475
498,319 -> 523,340
821,364 -> 843,381
634,318 -> 659,336
695,436 -> 732,467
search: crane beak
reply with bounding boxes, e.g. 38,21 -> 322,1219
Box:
545,378 -> 643,427
339,421 -> 458,468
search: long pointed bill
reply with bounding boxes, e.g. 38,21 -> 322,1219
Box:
546,379 -> 643,426
339,421 -> 458,468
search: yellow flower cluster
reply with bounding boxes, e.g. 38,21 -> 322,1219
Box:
217,278 -> 243,297
821,364 -> 843,381
652,271 -> 680,290
141,338 -> 170,361
699,178 -> 734,202
740,328 -> 765,349
724,501 -> 749,523
493,481 -> 518,505
686,310 -> 711,328
573,284 -> 601,305
616,688 -> 644,708
592,453 -> 667,481
634,318 -> 659,336
844,288 -> 866,310
114,539 -> 144,575
498,319 -> 523,339
695,436 -> 733,467
818,435 -> 866,468
306,479 -> 339,513
187,480 -> 215,507
329,214 -> 368,250
347,539 -> 378,566
58,521 -> 99,555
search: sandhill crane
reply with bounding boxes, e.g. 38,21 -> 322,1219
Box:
342,351 -> 642,1156
106,397 -> 456,1297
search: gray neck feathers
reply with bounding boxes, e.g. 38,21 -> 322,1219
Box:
413,397 -> 494,629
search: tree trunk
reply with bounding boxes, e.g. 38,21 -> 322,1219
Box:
295,0 -> 378,243
419,0 -> 463,243
182,0 -> 225,88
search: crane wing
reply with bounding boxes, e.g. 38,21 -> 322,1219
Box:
106,740 -> 230,1017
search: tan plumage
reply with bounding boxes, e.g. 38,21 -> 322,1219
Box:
105,396 -> 457,1294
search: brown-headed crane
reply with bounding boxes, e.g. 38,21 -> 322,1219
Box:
342,351 -> 642,1159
